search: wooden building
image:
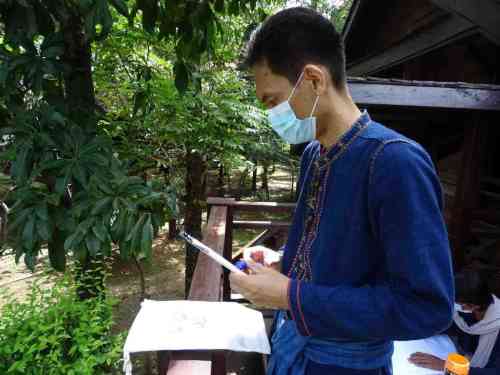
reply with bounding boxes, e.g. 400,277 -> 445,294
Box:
343,0 -> 500,270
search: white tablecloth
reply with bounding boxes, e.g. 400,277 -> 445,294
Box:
122,300 -> 270,375
393,335 -> 457,375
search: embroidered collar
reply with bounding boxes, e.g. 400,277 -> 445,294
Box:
316,110 -> 371,169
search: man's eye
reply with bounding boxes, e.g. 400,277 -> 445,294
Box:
267,100 -> 277,109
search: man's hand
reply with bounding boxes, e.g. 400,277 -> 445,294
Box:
408,352 -> 445,371
229,260 -> 290,309
244,246 -> 281,271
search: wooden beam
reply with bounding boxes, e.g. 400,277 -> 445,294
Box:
207,197 -> 296,213
188,205 -> 227,301
341,0 -> 361,39
166,352 -> 212,375
348,79 -> 500,111
347,14 -> 476,76
222,205 -> 233,301
231,229 -> 273,262
233,220 -> 291,229
429,0 -> 500,45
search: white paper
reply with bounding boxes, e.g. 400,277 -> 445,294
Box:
392,335 -> 457,375
123,300 -> 270,375
243,246 -> 281,265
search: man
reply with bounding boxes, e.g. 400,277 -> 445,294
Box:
410,269 -> 500,374
230,7 -> 454,375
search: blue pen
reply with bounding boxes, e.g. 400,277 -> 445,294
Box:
234,260 -> 248,272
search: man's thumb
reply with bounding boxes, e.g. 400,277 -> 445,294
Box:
246,259 -> 265,273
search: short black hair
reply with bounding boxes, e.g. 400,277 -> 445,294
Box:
243,7 -> 346,88
455,269 -> 493,310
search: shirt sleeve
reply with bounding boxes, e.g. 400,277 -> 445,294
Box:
470,368 -> 499,375
287,140 -> 455,340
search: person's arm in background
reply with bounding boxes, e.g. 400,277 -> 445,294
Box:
287,140 -> 455,340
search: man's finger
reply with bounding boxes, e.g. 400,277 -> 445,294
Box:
229,272 -> 246,290
246,259 -> 265,273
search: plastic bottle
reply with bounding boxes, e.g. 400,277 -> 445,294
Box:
444,353 -> 469,375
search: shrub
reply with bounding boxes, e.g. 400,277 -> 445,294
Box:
0,271 -> 125,374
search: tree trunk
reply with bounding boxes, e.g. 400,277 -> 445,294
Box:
75,255 -> 105,300
61,13 -> 96,130
61,12 -> 102,299
226,166 -> 231,193
261,162 -> 269,201
218,163 -> 224,195
236,167 -> 249,200
184,151 -> 206,296
252,160 -> 258,193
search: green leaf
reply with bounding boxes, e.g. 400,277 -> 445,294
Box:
141,215 -> 153,258
91,198 -> 112,216
35,204 -> 48,221
72,165 -> 87,188
109,0 -> 129,17
64,231 -> 83,251
92,222 -> 108,243
55,165 -> 72,195
111,212 -> 126,241
36,219 -> 51,241
85,233 -> 101,256
22,216 -> 35,250
24,250 -> 37,271
125,215 -> 143,242
9,208 -> 32,232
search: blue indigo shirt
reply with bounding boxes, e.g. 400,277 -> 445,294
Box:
275,111 -> 454,369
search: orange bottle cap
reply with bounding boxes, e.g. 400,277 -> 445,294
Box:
445,353 -> 470,375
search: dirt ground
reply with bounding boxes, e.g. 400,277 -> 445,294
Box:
0,164 -> 296,375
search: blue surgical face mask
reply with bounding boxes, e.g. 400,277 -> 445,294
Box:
267,71 -> 320,144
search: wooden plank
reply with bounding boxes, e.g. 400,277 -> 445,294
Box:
207,197 -> 296,212
348,79 -> 500,111
233,220 -> 292,229
222,205 -> 233,301
430,0 -> 500,45
163,207 -> 229,375
231,229 -> 272,262
167,352 -> 212,375
188,205 -> 227,301
347,14 -> 476,76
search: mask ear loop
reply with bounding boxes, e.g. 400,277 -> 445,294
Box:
288,70 -> 305,102
309,95 -> 320,118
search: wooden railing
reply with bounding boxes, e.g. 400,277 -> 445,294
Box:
158,197 -> 295,375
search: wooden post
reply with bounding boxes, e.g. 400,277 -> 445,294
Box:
450,120 -> 482,270
211,352 -> 227,375
222,203 -> 234,301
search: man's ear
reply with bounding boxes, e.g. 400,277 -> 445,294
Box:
303,64 -> 327,95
